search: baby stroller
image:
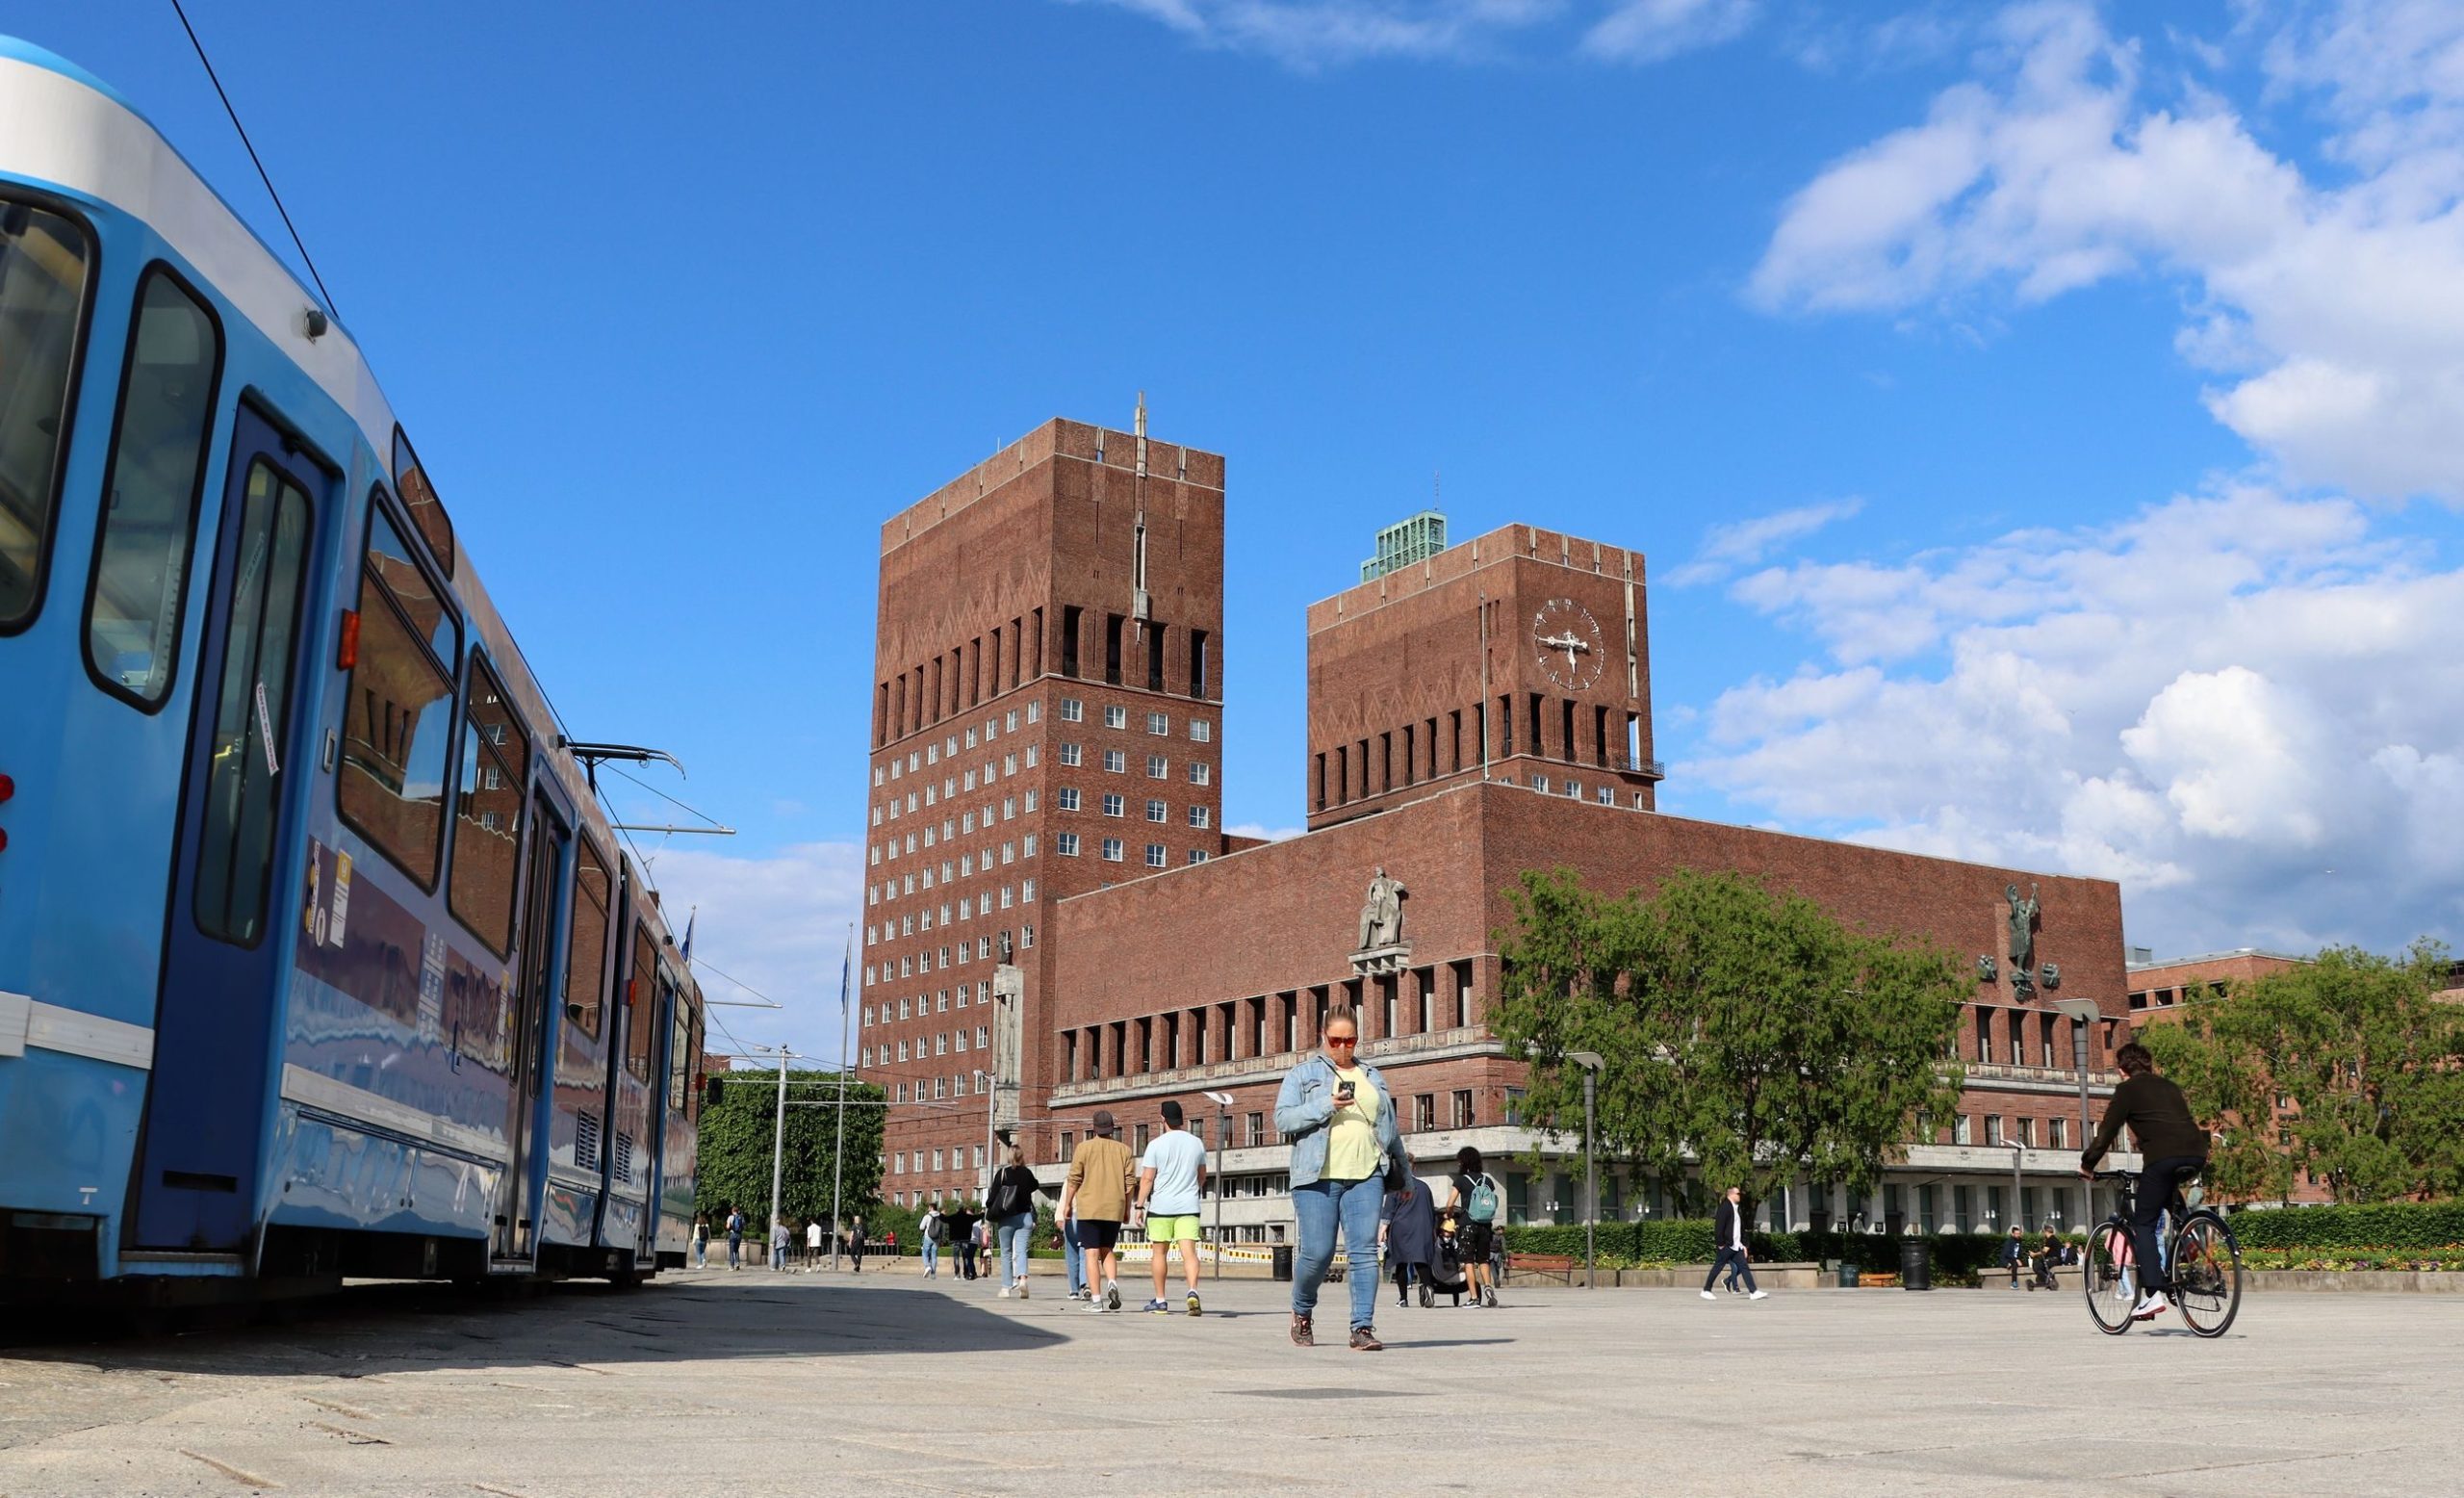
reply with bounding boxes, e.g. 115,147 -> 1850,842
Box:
1417,1214 -> 1470,1307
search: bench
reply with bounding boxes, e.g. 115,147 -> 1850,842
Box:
1507,1253 -> 1578,1286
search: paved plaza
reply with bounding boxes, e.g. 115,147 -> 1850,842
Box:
3,1270 -> 2459,1496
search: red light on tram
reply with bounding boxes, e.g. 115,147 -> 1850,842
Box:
0,828 -> 8,853
337,609 -> 361,670
0,772 -> 13,802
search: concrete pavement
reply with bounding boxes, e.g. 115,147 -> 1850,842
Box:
2,1268 -> 2458,1495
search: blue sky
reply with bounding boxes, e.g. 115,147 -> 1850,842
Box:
16,1 -> 2462,1061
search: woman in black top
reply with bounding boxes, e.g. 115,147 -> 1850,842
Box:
988,1145 -> 1042,1299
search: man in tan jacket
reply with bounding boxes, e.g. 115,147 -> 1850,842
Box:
1060,1109 -> 1138,1313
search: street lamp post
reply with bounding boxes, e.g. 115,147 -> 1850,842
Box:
2053,998 -> 2103,1245
1203,1090 -> 1235,1282
2004,1138 -> 2024,1233
1567,1051 -> 1604,1289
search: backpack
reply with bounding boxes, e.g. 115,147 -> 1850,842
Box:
1466,1174 -> 1500,1224
928,1214 -> 948,1245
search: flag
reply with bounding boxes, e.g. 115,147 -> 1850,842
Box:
679,909 -> 695,963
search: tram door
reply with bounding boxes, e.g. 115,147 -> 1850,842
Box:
136,407 -> 322,1252
495,794 -> 567,1260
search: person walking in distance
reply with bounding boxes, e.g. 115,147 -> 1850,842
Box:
806,1216 -> 825,1272
691,1211 -> 709,1270
2002,1226 -> 2026,1289
1380,1170 -> 1439,1310
847,1215 -> 867,1274
1444,1148 -> 1502,1309
1701,1186 -> 1767,1301
988,1145 -> 1041,1301
920,1201 -> 943,1278
725,1206 -> 744,1271
1134,1100 -> 1211,1316
1059,1109 -> 1138,1312
2079,1040 -> 2212,1322
1275,1007 -> 1406,1351
769,1217 -> 790,1273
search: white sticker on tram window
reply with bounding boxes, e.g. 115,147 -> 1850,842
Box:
254,682 -> 279,776
331,852 -> 352,946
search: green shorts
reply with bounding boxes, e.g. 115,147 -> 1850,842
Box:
1145,1214 -> 1201,1244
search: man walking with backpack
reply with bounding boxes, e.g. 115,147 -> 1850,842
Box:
920,1202 -> 943,1278
1445,1147 -> 1502,1308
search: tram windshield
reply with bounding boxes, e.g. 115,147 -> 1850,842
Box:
0,199 -> 91,630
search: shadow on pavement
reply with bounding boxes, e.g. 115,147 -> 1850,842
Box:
0,1274 -> 1065,1380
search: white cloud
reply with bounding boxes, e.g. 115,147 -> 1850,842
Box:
1065,0 -> 1753,67
1685,482 -> 2464,955
1750,0 -> 2464,502
1227,820 -> 1308,841
647,839 -> 866,1065
1583,0 -> 1757,63
1664,496 -> 1864,584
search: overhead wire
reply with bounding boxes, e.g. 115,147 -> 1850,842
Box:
169,0 -> 341,320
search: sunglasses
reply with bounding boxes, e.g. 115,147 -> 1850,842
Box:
1324,1035 -> 1359,1047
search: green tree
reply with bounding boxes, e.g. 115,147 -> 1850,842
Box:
694,1069 -> 885,1227
2142,942 -> 2464,1203
1493,867 -> 1968,1213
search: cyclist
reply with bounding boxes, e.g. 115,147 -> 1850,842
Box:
2078,1040 -> 2210,1321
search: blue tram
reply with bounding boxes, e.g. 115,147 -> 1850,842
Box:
0,39 -> 704,1296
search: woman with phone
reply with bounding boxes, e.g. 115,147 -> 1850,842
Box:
1273,1006 -> 1407,1351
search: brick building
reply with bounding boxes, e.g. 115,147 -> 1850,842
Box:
857,412 -> 1261,1209
862,415 -> 2136,1238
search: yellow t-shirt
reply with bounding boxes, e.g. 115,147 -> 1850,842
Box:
1324,1065 -> 1383,1182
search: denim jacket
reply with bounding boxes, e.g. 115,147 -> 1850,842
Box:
1275,1051 -> 1407,1189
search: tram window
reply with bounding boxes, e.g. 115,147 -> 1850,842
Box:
85,267 -> 222,708
625,922 -> 656,1082
667,985 -> 691,1112
391,427 -> 455,579
449,657 -> 529,956
192,462 -> 313,947
564,836 -> 610,1039
0,198 -> 93,633
337,497 -> 458,887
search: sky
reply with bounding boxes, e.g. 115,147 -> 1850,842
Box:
14,0 -> 2462,1065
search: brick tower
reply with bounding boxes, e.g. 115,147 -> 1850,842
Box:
861,408 -> 1230,1208
1305,523 -> 1661,829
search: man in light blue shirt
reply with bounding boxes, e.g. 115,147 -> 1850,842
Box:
1134,1099 -> 1211,1315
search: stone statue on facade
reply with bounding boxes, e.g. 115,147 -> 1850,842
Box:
2006,882 -> 2040,993
1357,866 -> 1407,951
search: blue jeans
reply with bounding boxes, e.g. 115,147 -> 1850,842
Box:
1293,1175 -> 1384,1331
996,1212 -> 1035,1287
1065,1219 -> 1086,1295
692,1239 -> 706,1268
921,1239 -> 939,1276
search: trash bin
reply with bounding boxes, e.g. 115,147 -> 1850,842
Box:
1837,1263 -> 1861,1288
1899,1235 -> 1932,1291
1270,1245 -> 1294,1281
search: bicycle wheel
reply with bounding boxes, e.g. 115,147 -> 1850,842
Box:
2085,1223 -> 2137,1335
2170,1214 -> 2242,1338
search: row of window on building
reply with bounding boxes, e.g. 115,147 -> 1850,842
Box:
1315,695 -> 1647,810
860,925 -> 1035,988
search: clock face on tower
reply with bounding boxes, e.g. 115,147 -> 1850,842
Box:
1531,598 -> 1604,690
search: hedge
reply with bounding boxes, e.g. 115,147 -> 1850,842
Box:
2225,1200 -> 2464,1252
1497,1221 -> 2027,1283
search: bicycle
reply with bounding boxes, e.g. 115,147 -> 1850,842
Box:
2083,1167 -> 2243,1337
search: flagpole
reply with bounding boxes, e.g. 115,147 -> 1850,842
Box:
829,923 -> 852,1272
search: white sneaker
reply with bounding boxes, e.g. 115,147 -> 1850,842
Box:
2132,1292 -> 2171,1320
1749,1290 -> 1769,1301
1105,1281 -> 1121,1312
1017,1282 -> 1029,1301
998,1286 -> 1012,1299
1700,1290 -> 1717,1300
